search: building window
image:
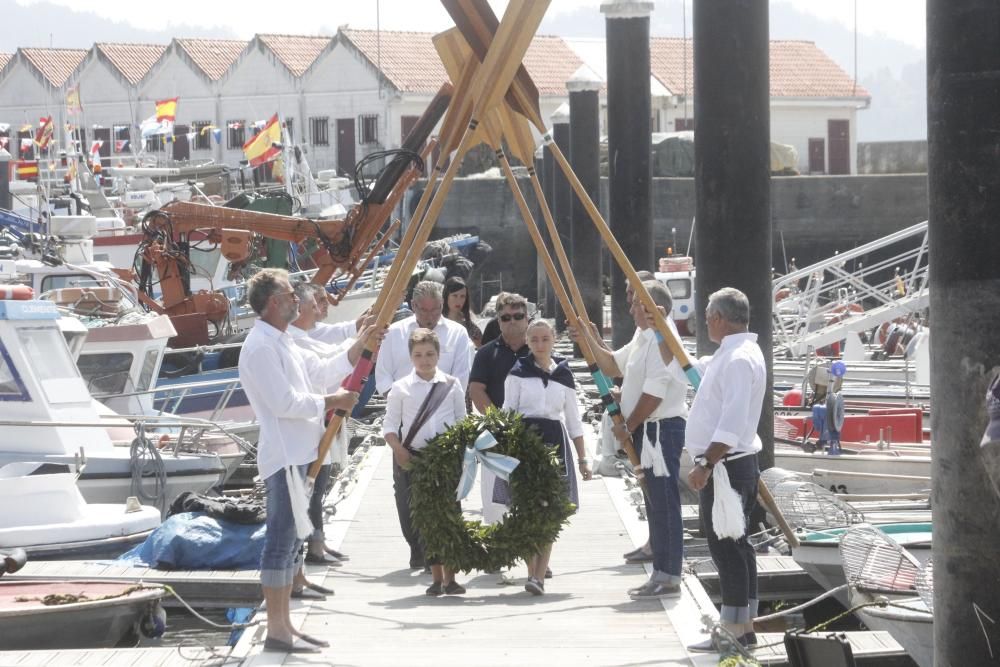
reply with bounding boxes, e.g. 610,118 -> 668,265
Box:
675,117 -> 694,131
192,121 -> 212,150
310,117 -> 329,146
113,124 -> 131,153
227,121 -> 245,150
358,114 -> 379,145
144,134 -> 160,153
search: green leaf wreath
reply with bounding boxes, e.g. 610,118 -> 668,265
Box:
409,408 -> 575,573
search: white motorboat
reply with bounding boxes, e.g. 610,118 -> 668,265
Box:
0,297 -> 227,506
0,462 -> 160,559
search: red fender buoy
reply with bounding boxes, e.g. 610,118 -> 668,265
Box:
0,285 -> 33,300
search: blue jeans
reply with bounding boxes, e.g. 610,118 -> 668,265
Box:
699,453 -> 760,624
308,463 -> 331,546
261,465 -> 307,588
634,418 -> 685,583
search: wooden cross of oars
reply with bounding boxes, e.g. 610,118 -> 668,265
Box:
443,0 -> 798,545
431,26 -> 647,485
309,0 -> 552,482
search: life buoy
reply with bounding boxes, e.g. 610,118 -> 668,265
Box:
828,303 -> 864,326
0,285 -> 33,300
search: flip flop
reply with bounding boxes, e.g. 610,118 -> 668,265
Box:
325,546 -> 350,561
291,587 -> 326,601
263,637 -> 321,654
298,633 -> 331,648
305,580 -> 335,596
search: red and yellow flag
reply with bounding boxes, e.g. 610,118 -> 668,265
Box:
155,97 -> 178,122
242,114 -> 282,167
15,161 -> 39,181
34,116 -> 53,150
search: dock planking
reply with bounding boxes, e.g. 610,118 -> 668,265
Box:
5,560 -> 261,608
237,441 -> 697,666
692,555 -> 824,602
0,647 -> 222,666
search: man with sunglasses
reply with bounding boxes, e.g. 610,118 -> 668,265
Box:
469,292 -> 532,523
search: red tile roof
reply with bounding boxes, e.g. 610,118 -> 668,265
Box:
342,29 -> 584,96
650,38 -> 868,99
176,38 -> 248,81
257,34 -> 332,77
95,43 -> 167,85
175,38 -> 248,81
0,53 -> 12,71
20,48 -> 87,87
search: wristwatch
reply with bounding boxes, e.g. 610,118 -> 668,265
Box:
698,457 -> 715,470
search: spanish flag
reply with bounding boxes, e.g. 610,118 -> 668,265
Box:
155,97 -> 178,122
15,161 -> 38,181
242,114 -> 282,167
34,116 -> 53,150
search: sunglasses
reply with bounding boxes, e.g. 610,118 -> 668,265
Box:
499,312 -> 527,322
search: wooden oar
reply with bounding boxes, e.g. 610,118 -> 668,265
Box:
328,217 -> 402,306
309,0 -> 551,482
480,113 -> 647,486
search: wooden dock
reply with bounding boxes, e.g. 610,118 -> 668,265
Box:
0,647 -> 222,666
692,555 -> 824,602
5,560 -> 261,608
234,442 -> 696,666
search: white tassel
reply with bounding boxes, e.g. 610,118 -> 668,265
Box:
285,466 -> 314,541
711,463 -> 746,540
639,422 -> 669,477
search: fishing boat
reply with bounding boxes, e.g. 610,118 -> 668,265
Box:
840,523 -> 934,667
0,462 -> 160,559
0,580 -> 166,650
0,297 -> 228,506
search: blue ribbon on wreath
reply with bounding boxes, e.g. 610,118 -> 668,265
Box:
455,430 -> 520,501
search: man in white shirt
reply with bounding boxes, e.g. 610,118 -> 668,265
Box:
308,284 -> 379,421
289,282 -> 378,566
660,287 -> 766,653
573,280 -> 689,600
375,280 -> 473,395
238,268 -> 359,654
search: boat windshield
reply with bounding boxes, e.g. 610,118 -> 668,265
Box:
17,326 -> 81,391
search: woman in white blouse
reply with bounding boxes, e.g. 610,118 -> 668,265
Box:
503,319 -> 592,595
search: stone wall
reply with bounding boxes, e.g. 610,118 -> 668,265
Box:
404,173 -> 929,307
857,141 -> 929,174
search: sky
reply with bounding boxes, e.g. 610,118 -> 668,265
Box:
18,0 -> 927,50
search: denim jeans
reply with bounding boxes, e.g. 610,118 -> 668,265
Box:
308,463 -> 332,546
634,418 -> 686,583
699,453 -> 760,624
261,465 -> 307,588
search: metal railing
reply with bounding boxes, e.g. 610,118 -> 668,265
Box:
772,220 -> 929,357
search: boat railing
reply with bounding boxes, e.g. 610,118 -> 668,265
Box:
772,220 -> 929,357
93,375 -> 254,432
0,413 -> 254,458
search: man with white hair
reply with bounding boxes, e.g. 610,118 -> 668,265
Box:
375,280 -> 473,569
659,287 -> 766,653
238,268 -> 360,653
288,281 -> 380,566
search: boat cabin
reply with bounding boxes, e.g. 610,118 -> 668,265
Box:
0,299 -> 116,457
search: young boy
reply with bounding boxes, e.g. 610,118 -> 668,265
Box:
382,328 -> 468,596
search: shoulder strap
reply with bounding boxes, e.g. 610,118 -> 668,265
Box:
401,380 -> 452,451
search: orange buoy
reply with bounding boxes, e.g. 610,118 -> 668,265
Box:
0,285 -> 33,300
782,388 -> 803,407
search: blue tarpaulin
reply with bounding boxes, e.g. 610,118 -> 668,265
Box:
116,512 -> 265,570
